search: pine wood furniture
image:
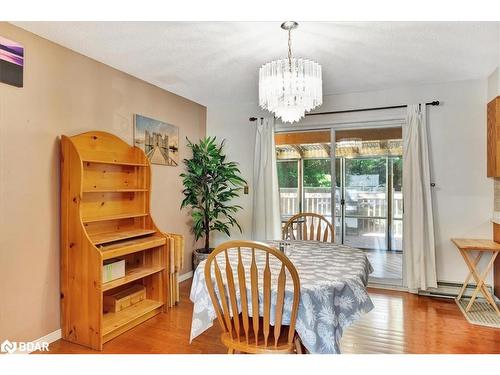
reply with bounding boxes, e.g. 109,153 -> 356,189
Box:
60,131 -> 170,350
282,212 -> 334,242
486,96 -> 500,298
164,232 -> 185,307
204,240 -> 302,354
451,238 -> 500,316
494,223 -> 500,299
486,96 -> 500,177
103,284 -> 146,313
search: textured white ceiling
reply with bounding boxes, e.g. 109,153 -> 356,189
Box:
13,21 -> 500,106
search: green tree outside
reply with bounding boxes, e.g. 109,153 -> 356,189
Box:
278,157 -> 402,189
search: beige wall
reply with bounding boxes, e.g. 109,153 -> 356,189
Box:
0,22 -> 206,343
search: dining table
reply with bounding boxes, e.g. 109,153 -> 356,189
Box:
189,240 -> 374,354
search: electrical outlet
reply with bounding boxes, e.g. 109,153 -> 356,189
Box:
244,185 -> 249,195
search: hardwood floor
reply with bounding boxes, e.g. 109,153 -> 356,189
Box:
364,250 -> 402,283
41,280 -> 500,354
342,289 -> 500,354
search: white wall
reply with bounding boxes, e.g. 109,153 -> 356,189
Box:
207,79 -> 493,285
487,67 -> 500,101
206,101 -> 264,245
315,79 -> 492,284
487,25 -> 500,101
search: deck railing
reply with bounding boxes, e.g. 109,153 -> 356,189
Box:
280,187 -> 403,237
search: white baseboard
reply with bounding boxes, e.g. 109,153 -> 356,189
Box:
39,329 -> 62,345
368,282 -> 408,292
179,271 -> 193,282
369,280 -> 498,301
419,281 -> 494,299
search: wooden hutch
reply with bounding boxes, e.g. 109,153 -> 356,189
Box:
60,131 -> 169,350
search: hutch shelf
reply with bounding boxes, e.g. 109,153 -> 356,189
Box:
60,131 -> 170,350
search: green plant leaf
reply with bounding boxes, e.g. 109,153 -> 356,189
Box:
179,136 -> 247,249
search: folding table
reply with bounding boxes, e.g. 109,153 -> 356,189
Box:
451,238 -> 500,316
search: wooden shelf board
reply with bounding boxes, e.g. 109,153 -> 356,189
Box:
90,229 -> 157,246
99,235 -> 166,260
82,159 -> 148,167
102,265 -> 165,292
102,299 -> 163,339
82,213 -> 148,223
83,189 -> 149,193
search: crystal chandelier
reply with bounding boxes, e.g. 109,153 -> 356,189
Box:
259,21 -> 323,123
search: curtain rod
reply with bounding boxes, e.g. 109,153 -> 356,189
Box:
249,101 -> 440,121
249,116 -> 264,122
306,100 -> 440,116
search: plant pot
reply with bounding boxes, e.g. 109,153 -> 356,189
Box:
192,248 -> 214,271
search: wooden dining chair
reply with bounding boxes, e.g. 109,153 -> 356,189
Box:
204,240 -> 302,354
282,212 -> 335,242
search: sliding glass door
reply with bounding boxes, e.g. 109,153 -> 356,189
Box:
277,160 -> 300,219
342,157 -> 388,250
276,129 -> 333,229
303,159 -> 332,223
276,128 -> 403,286
391,157 -> 403,252
335,156 -> 403,284
277,158 -> 332,223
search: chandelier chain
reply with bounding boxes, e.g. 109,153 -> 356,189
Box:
288,29 -> 292,72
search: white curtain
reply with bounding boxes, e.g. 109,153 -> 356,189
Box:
403,104 -> 438,292
251,117 -> 281,240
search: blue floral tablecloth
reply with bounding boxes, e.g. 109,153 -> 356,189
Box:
189,240 -> 374,354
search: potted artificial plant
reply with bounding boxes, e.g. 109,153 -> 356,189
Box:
180,136 -> 246,270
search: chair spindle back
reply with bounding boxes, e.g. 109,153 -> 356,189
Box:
282,213 -> 334,242
204,240 -> 301,350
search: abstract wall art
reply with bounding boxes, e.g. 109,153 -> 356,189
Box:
0,36 -> 24,87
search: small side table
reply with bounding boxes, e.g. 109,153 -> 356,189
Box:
451,238 -> 500,316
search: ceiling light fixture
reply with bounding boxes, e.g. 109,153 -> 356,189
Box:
259,21 -> 323,124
